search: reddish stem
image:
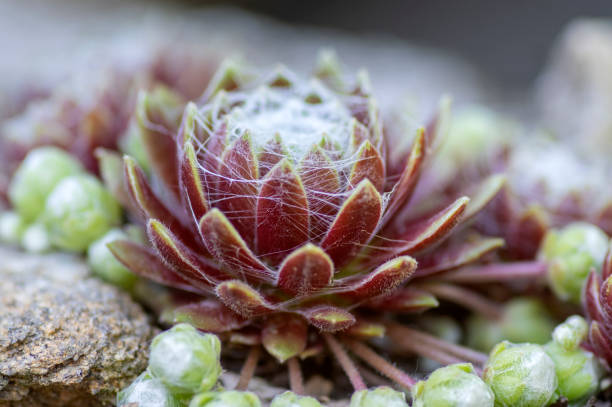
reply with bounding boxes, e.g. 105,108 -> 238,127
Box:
235,345 -> 260,391
343,338 -> 416,389
421,283 -> 503,320
438,261 -> 547,284
323,333 -> 367,391
287,357 -> 305,395
388,323 -> 488,367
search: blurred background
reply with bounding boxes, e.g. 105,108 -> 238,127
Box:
2,0 -> 612,152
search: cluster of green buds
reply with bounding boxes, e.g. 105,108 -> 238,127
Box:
466,298 -> 555,352
544,316 -> 601,405
1,146 -> 123,253
483,341 -> 558,407
479,315 -> 602,407
118,323 -> 227,406
0,146 -> 140,287
539,222 -> 610,303
412,364 -> 494,407
119,323 -> 346,407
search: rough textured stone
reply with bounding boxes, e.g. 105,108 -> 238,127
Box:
536,18 -> 612,157
0,246 -> 156,406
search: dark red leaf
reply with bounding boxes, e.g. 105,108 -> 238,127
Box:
256,159 -> 309,263
199,209 -> 274,283
216,133 -> 259,246
320,179 -> 382,268
276,243 -> 333,296
301,305 -> 356,332
336,256 -> 417,298
348,140 -> 385,192
172,299 -> 248,333
215,280 -> 275,318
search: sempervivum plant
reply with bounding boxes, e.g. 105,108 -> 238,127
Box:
104,55 -> 509,393
584,243 -> 612,370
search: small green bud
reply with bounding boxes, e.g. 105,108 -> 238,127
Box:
349,386 -> 409,407
466,298 -> 554,352
0,211 -> 25,244
87,228 -> 137,289
412,363 -> 494,407
117,371 -> 182,407
270,391 -> 323,407
43,174 -> 121,252
189,391 -> 261,407
484,341 -> 557,407
8,147 -> 83,222
21,222 -> 51,253
466,314 -> 504,352
149,323 -> 222,395
540,222 -> 609,303
500,298 -> 555,345
544,340 -> 601,404
552,315 -> 588,351
435,106 -> 514,181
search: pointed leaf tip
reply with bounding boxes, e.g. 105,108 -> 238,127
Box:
215,280 -> 275,318
262,314 -> 308,363
277,244 -> 333,296
302,305 -> 356,332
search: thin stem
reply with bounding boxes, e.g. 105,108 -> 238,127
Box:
235,346 -> 260,391
287,357 -> 305,395
358,364 -> 392,388
421,283 -> 503,320
323,333 -> 367,391
438,261 -> 547,284
391,330 -> 465,366
343,338 -> 416,389
388,323 -> 488,367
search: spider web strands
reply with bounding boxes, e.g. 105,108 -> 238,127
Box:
387,323 -> 488,369
235,345 -> 261,391
342,338 -> 416,390
418,282 -> 503,320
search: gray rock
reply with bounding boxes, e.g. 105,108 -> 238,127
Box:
0,246 -> 156,406
536,18 -> 612,157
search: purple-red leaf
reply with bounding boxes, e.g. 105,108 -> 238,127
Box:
584,271 -> 606,325
216,133 -> 259,245
382,128 -> 425,225
348,140 -> 385,192
301,305 -> 356,332
603,245 -> 612,281
276,244 -> 333,296
415,237 -> 504,278
262,314 -> 308,363
136,88 -> 183,199
172,299 -> 248,333
107,239 -> 198,293
199,209 -> 274,283
298,145 -> 341,239
589,321 -> 612,365
337,256 -> 417,298
215,280 -> 275,318
95,148 -> 131,209
460,174 -> 506,225
124,156 -> 195,245
256,159 -> 309,263
320,179 -> 382,268
147,219 -> 225,286
258,135 -> 285,178
180,141 -> 209,220
385,197 -> 469,258
367,287 -> 439,313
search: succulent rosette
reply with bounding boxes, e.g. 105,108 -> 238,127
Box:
103,55 -> 506,391
584,243 -> 612,369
